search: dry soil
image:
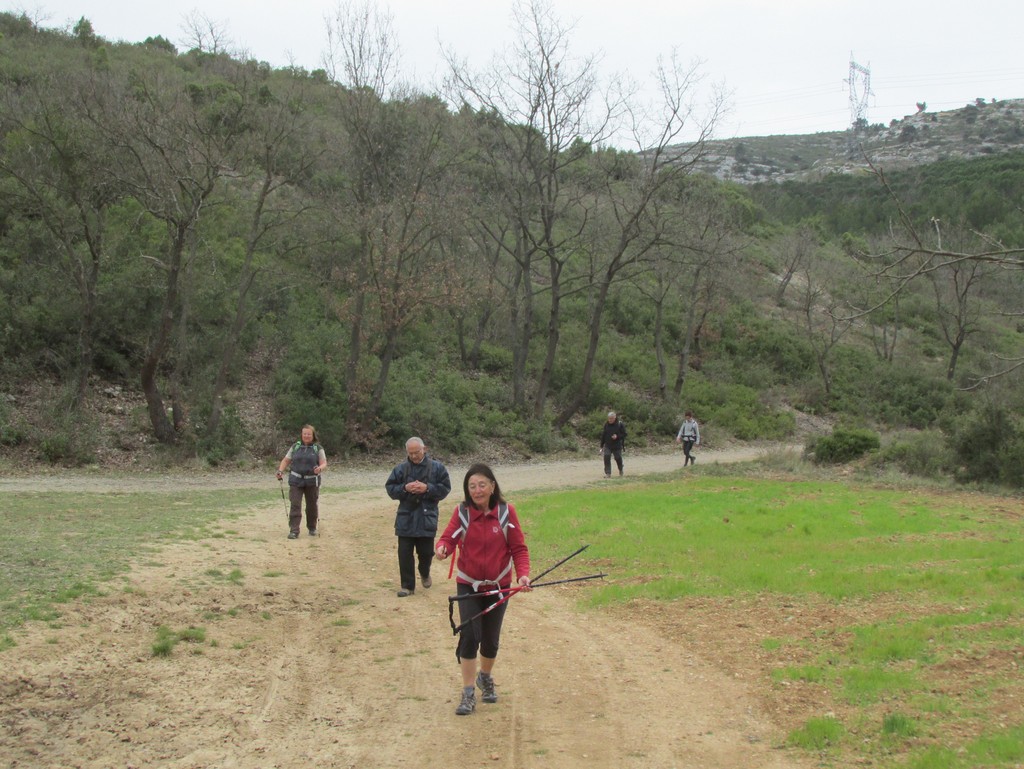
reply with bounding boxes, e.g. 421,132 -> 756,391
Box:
1,446 -> 823,769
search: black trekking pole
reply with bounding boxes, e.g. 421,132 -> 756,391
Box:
278,477 -> 288,519
448,544 -> 593,635
447,572 -> 607,602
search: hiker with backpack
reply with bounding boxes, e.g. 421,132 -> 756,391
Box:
675,410 -> 701,466
385,437 -> 452,598
275,424 -> 327,539
434,463 -> 531,716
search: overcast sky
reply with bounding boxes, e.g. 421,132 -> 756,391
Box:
7,0 -> 1024,143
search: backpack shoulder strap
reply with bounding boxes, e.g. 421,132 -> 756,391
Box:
454,502 -> 510,542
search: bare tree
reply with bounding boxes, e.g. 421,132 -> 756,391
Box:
324,1 -> 467,442
667,180 -> 747,400
796,265 -> 853,396
179,11 -> 233,56
850,163 -> 1020,385
205,68 -> 325,438
555,51 -> 725,426
773,224 -> 818,305
444,0 -> 603,417
93,56 -> 249,443
923,246 -> 988,381
0,55 -> 121,404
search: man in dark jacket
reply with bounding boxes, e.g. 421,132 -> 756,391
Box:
600,411 -> 627,478
385,437 -> 452,597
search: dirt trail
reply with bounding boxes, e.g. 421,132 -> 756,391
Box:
1,446 -> 816,769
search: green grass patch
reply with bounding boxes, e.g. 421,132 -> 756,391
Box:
519,474 -> 1024,768
151,624 -> 208,657
771,664 -> 827,684
0,487 -> 269,635
787,715 -> 845,750
882,711 -> 918,738
524,477 -> 1020,603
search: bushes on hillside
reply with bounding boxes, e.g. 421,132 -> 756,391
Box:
876,429 -> 955,479
807,426 -> 880,464
952,403 -> 1024,487
683,377 -> 796,441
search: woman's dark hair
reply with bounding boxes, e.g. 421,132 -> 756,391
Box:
462,462 -> 505,509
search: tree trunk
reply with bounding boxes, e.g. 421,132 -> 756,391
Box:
556,276 -> 610,426
140,226 -> 188,444
654,297 -> 668,402
533,256 -> 562,420
673,268 -> 704,399
207,173 -> 272,438
369,332 -> 399,421
509,241 -> 533,411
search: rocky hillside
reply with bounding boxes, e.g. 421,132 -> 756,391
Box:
686,97 -> 1024,184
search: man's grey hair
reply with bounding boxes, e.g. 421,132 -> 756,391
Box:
406,436 -> 425,448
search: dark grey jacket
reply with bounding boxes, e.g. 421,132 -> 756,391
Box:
384,455 -> 452,537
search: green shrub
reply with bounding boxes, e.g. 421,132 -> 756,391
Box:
380,355 -> 479,454
36,399 -> 99,466
476,342 -> 513,375
717,306 -> 815,385
273,354 -> 347,447
876,429 -> 955,479
0,401 -> 27,446
682,377 -> 796,442
808,426 -> 880,464
952,403 -> 1024,487
196,404 -> 250,465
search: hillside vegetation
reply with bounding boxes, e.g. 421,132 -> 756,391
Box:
1,9 -> 1023,487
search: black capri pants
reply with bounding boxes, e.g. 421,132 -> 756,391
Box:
456,582 -> 509,661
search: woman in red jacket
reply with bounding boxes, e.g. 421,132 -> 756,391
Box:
435,463 -> 531,715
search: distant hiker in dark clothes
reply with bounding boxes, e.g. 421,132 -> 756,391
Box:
435,463 -> 531,715
276,425 -> 327,538
600,411 -> 627,477
385,437 -> 451,597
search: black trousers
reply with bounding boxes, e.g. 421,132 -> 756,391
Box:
456,582 -> 509,661
288,484 -> 319,532
603,447 -> 623,475
682,439 -> 696,464
397,535 -> 435,591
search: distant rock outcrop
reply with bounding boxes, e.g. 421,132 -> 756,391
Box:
682,98 -> 1024,184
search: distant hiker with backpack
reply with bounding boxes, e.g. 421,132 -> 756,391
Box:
276,424 -> 327,539
434,463 -> 531,716
385,437 -> 452,598
600,411 -> 627,477
676,410 -> 700,466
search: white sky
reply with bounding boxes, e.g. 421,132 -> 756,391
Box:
7,0 -> 1024,143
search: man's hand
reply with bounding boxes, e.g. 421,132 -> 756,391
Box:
276,470 -> 283,480
405,480 -> 428,494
